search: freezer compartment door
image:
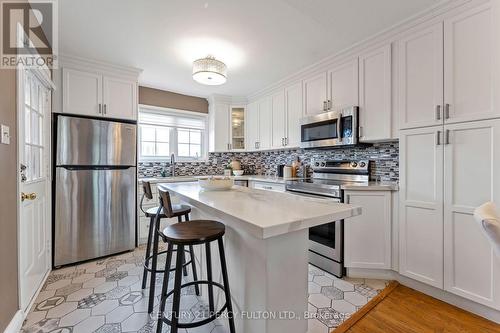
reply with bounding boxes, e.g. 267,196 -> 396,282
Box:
56,115 -> 136,166
54,167 -> 136,266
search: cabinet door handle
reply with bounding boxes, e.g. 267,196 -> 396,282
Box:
445,129 -> 450,145
436,131 -> 441,146
328,100 -> 332,110
358,126 -> 363,138
285,137 -> 288,146
103,104 -> 107,115
444,104 -> 450,119
323,101 -> 327,112
436,105 -> 441,120
98,103 -> 102,114
281,138 -> 284,146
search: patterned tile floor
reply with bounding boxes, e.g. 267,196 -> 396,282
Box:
21,247 -> 388,333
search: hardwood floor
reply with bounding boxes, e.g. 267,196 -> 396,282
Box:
335,284 -> 500,333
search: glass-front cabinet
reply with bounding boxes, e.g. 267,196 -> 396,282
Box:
230,106 -> 245,150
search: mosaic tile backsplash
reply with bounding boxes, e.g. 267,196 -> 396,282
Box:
138,142 -> 399,182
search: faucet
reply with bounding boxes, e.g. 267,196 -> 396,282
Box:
170,153 -> 176,177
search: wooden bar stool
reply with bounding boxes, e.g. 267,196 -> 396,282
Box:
156,220 -> 236,333
140,182 -> 199,313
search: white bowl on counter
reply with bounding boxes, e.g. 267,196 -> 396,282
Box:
233,170 -> 244,176
198,177 -> 234,191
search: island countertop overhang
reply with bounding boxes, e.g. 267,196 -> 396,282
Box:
158,182 -> 362,239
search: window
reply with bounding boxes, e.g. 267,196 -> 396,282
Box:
138,106 -> 207,161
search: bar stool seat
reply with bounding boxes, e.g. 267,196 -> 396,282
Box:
156,220 -> 235,333
160,220 -> 225,244
144,204 -> 191,218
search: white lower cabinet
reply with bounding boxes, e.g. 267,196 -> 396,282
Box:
344,191 -> 392,269
443,120 -> 500,310
248,180 -> 285,192
400,119 -> 500,309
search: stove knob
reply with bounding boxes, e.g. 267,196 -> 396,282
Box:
350,162 -> 358,168
314,161 -> 320,167
359,161 -> 366,168
320,162 -> 326,167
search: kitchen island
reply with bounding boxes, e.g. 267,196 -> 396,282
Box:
158,182 -> 361,333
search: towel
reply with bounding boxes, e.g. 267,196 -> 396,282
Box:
473,202 -> 500,257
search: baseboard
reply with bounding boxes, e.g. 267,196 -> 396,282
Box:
397,275 -> 500,324
3,310 -> 23,333
346,268 -> 500,324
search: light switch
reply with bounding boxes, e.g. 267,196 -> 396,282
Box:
1,124 -> 10,145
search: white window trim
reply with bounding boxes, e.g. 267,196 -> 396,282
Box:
138,104 -> 209,163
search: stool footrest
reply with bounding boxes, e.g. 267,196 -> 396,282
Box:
159,280 -> 232,329
144,248 -> 193,273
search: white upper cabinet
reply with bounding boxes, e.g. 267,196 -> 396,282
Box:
246,102 -> 259,150
398,23 -> 444,130
62,64 -> 138,121
230,106 -> 246,151
271,90 -> 286,149
210,103 -> 230,152
285,82 -> 303,148
327,58 -> 359,111
444,3 -> 500,124
63,68 -> 102,116
258,97 -> 272,150
303,72 -> 328,116
399,126 -> 444,289
358,45 -> 392,142
443,119 -> 500,310
344,190 -> 392,270
102,76 -> 137,120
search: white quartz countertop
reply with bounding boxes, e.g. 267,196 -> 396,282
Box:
158,182 -> 361,239
139,175 -> 304,184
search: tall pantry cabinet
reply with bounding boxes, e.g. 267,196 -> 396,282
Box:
399,1 -> 500,310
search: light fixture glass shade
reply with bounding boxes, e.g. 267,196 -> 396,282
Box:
192,56 -> 227,85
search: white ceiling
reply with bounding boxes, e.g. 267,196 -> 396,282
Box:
59,0 -> 438,98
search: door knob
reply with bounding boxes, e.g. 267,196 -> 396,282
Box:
21,192 -> 37,201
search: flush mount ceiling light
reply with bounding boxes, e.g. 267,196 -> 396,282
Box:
192,55 -> 227,85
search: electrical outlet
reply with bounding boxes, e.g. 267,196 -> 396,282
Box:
1,124 -> 10,145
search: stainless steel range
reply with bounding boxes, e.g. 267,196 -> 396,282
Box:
286,160 -> 370,277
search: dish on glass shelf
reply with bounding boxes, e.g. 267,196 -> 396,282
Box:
198,176 -> 234,191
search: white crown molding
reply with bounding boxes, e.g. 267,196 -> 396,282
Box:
208,94 -> 248,105
247,0 -> 479,101
59,53 -> 143,77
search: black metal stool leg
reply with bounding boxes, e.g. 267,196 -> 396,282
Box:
184,213 -> 200,296
170,245 -> 185,333
156,242 -> 173,333
218,237 -> 236,333
148,215 -> 161,313
142,216 -> 155,289
178,215 -> 188,277
205,242 -> 215,313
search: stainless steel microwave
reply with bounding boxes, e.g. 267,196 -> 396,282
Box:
300,106 -> 359,149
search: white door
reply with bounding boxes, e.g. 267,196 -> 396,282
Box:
62,68 -> 102,116
271,90 -> 286,149
258,97 -> 272,150
443,119 -> 500,310
398,23 -> 444,129
358,44 -> 392,142
399,126 -> 444,288
344,191 -> 392,269
103,76 -> 137,120
303,72 -> 327,115
246,102 -> 259,150
212,103 -> 230,152
327,58 -> 359,111
444,3 -> 500,124
18,69 -> 51,311
285,82 -> 303,148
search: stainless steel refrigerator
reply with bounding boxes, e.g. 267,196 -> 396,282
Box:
54,115 -> 137,267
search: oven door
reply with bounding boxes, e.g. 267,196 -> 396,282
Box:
285,190 -> 343,262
